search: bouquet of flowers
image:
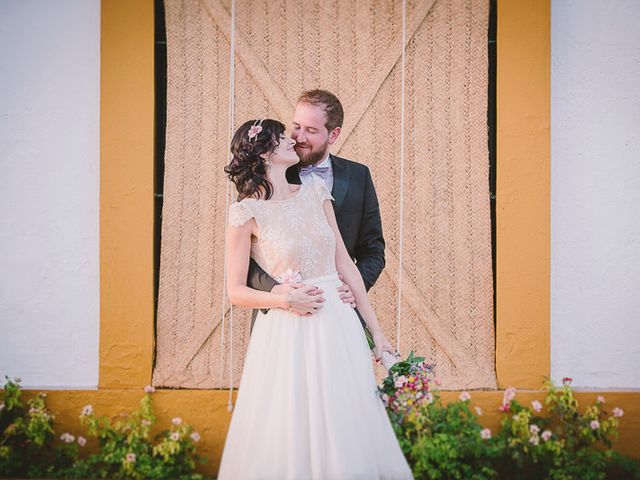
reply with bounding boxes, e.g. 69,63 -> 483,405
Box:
377,351 -> 437,422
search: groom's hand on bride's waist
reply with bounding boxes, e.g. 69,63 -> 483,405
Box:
337,274 -> 357,309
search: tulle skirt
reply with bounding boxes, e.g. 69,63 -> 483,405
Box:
217,272 -> 414,480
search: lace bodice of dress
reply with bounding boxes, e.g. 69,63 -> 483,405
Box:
228,176 -> 337,282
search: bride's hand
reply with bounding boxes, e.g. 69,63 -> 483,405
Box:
372,332 -> 395,362
282,283 -> 325,316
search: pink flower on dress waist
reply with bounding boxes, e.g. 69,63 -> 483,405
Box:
276,268 -> 303,284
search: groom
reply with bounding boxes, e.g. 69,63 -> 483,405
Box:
247,89 -> 386,333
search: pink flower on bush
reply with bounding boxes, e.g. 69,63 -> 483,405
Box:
475,406 -> 483,416
590,420 -> 600,430
190,431 -> 201,442
424,392 -> 434,404
459,391 -> 471,402
144,385 -> 155,393
172,417 -> 183,425
541,430 -> 552,441
480,428 -> 491,440
80,404 -> 93,417
613,407 -> 624,418
170,431 -> 180,441
126,452 -> 136,463
530,424 -> 540,434
77,436 -> 87,447
529,435 -> 540,446
499,387 -> 516,411
531,400 -> 542,412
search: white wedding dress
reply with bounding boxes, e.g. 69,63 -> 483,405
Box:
217,177 -> 413,480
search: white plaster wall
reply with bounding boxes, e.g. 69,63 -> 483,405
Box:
0,0 -> 101,388
551,1 -> 640,388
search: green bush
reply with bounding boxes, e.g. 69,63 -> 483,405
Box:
0,377 -> 208,479
387,379 -> 640,480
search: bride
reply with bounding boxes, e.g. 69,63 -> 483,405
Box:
217,118 -> 414,479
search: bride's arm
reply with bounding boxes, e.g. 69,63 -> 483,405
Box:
321,200 -> 394,358
226,219 -> 322,311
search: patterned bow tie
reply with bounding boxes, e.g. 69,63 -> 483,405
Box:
299,165 -> 331,179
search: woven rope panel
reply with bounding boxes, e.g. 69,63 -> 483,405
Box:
153,0 -> 496,390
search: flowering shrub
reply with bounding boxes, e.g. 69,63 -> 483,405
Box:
0,377 -> 208,479
0,376 -> 61,477
382,373 -> 640,480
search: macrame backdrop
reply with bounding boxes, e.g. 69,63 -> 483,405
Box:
152,0 -> 496,390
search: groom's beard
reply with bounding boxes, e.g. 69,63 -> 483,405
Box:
295,140 -> 329,167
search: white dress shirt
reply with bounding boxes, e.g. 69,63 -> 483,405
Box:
300,153 -> 334,193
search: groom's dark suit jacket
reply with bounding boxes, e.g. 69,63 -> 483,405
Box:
247,154 -> 385,333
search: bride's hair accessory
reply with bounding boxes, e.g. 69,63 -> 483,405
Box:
247,118 -> 264,141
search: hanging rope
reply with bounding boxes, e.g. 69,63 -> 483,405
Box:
396,0 -> 407,354
218,0 -> 236,412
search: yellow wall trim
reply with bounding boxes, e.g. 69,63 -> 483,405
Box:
496,0 -> 551,388
22,388 -> 640,476
99,0 -> 155,388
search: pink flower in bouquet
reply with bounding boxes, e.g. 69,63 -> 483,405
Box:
394,375 -> 408,389
590,420 -> 600,430
277,268 -> 303,284
529,435 -> 540,446
541,430 -> 552,441
530,424 -> 540,434
190,432 -> 201,442
531,400 -> 542,412
170,431 -> 180,441
562,376 -> 572,386
144,384 -> 155,393
459,391 -> 471,402
612,407 -> 624,418
480,428 -> 491,440
172,417 -> 183,425
597,395 -> 605,404
77,436 -> 87,446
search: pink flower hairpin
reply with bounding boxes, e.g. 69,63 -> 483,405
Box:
248,119 -> 264,141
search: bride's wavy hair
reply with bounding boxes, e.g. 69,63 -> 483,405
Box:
225,119 -> 285,200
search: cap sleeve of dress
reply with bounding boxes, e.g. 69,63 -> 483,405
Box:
228,201 -> 254,226
311,175 -> 335,203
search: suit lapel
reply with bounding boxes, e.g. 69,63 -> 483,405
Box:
330,155 -> 350,214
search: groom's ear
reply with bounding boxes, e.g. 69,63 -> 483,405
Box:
327,127 -> 341,145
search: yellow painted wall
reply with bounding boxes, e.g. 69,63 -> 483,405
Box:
20,389 -> 640,477
496,0 -> 551,388
99,0 -> 155,388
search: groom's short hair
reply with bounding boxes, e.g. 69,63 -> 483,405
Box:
297,89 -> 344,132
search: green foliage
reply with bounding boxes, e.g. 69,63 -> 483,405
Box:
387,378 -> 640,480
393,390 -> 498,479
0,377 -> 208,479
0,376 -> 61,477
